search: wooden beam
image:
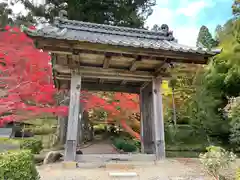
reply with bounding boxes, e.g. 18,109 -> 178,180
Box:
53,64 -> 153,79
152,78 -> 165,160
153,58 -> 169,77
100,56 -> 111,84
103,56 -> 111,68
82,82 -> 140,93
121,56 -> 141,85
35,38 -> 210,64
64,73 -> 81,162
129,61 -> 138,71
58,82 -> 140,93
56,74 -> 151,82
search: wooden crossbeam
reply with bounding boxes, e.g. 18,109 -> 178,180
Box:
100,56 -> 111,84
154,58 -> 169,77
53,64 -> 152,79
121,56 -> 141,85
56,74 -> 151,82
59,82 -> 140,93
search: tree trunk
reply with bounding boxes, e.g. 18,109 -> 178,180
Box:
172,87 -> 177,127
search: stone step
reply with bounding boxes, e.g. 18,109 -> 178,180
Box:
108,171 -> 139,180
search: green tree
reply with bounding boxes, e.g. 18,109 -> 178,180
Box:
191,14 -> 240,144
232,0 -> 240,16
196,25 -> 218,49
17,0 -> 156,28
0,2 -> 13,28
214,24 -> 222,42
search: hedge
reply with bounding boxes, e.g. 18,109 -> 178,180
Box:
0,150 -> 40,180
20,138 -> 43,154
112,138 -> 137,152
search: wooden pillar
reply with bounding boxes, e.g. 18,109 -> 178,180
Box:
58,116 -> 68,145
152,77 -> 165,159
140,78 -> 165,159
58,91 -> 69,145
140,83 -> 154,154
77,104 -> 84,146
64,73 -> 81,162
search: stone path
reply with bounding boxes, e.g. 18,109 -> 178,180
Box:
37,159 -> 210,180
80,141 -> 118,154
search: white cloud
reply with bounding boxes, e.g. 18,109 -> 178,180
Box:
146,7 -> 175,28
173,26 -> 200,46
176,0 -> 208,17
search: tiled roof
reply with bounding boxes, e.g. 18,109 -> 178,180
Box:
23,17 -> 221,55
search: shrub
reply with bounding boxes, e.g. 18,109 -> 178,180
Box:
112,138 -> 137,152
225,97 -> 240,148
199,146 -> 236,180
0,150 -> 40,180
236,168 -> 240,180
121,143 -> 136,152
113,138 -> 124,149
20,138 -> 43,154
25,126 -> 56,135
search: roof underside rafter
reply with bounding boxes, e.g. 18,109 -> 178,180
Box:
23,15 -> 221,93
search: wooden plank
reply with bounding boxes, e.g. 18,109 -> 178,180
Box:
64,73 -> 81,161
152,78 -> 165,160
53,64 -> 152,78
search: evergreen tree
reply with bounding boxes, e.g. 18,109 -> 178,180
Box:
196,25 -> 218,49
17,0 -> 156,28
214,24 -> 222,42
0,2 -> 13,28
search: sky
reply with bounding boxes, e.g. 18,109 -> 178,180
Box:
1,0 -> 234,46
146,0 -> 233,46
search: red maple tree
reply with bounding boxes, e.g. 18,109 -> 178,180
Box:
84,92 -> 140,140
0,26 -> 140,140
0,26 -> 68,127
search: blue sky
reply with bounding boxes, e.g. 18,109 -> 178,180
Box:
146,0 -> 234,46
3,0 -> 234,46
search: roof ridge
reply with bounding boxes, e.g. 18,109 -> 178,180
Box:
54,17 -> 172,38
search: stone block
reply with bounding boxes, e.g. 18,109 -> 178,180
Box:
62,161 -> 77,169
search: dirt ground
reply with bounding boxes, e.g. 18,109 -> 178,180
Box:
37,158 -> 210,180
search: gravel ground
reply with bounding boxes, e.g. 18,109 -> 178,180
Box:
37,159 -> 210,180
